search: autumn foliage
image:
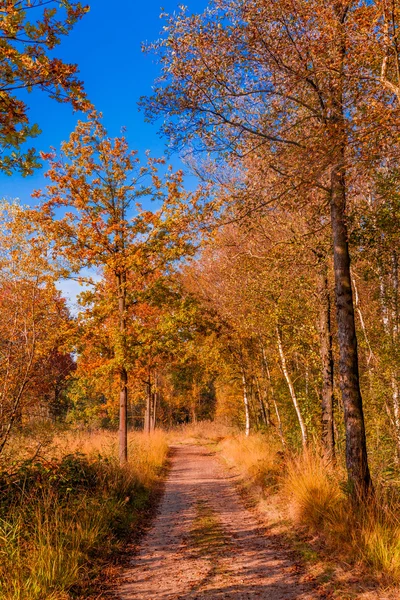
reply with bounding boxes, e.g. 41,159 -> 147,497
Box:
1,0 -> 400,594
0,0 -> 90,176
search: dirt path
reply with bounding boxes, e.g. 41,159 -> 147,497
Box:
116,445 -> 319,600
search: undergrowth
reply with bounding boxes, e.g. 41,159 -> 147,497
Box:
284,450 -> 400,584
0,430 -> 168,600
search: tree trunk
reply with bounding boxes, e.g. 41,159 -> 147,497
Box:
276,325 -> 307,447
191,382 -> 198,424
269,377 -> 286,449
318,269 -> 335,460
378,265 -> 400,461
241,372 -> 250,437
152,371 -> 158,431
392,251 -> 400,460
260,344 -> 286,448
145,372 -> 152,434
328,8 -> 372,498
391,374 -> 400,463
118,272 -> 128,465
255,376 -> 270,427
330,160 -> 372,499
392,251 -> 399,336
119,368 -> 128,463
271,388 -> 286,450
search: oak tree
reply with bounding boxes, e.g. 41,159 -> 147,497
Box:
35,113 -> 194,462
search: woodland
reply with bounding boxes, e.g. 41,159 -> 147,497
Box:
1,0 -> 400,598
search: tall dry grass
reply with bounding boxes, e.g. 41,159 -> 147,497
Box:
0,429 -> 169,600
217,431 -> 400,586
220,433 -> 283,491
284,450 -> 400,582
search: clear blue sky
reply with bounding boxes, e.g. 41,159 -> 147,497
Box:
0,0 -> 207,205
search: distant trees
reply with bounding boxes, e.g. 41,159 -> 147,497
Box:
181,210 -> 322,444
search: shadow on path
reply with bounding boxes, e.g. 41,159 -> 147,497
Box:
116,444 -> 318,600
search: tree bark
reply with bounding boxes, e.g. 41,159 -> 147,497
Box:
378,265 -> 400,461
145,371 -> 152,434
118,272 -> 128,465
328,7 -> 372,499
152,371 -> 158,431
276,325 -> 307,447
255,375 -> 270,427
318,269 -> 335,460
330,161 -> 372,498
260,344 -> 286,448
119,367 -> 128,463
241,371 -> 250,437
392,251 -> 400,460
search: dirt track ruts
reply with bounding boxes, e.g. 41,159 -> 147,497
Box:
116,444 -> 319,600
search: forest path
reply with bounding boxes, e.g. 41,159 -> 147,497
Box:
116,444 -> 319,600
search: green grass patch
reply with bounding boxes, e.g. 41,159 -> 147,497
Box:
189,500 -> 228,560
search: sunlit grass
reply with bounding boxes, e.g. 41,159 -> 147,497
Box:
219,432 -> 283,492
0,429 -> 169,600
217,431 -> 400,586
285,451 -> 400,582
171,420 -> 236,444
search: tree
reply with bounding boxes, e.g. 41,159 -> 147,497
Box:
0,200 -> 73,453
143,0 -> 386,498
181,209 -> 326,445
35,114 -> 195,463
0,0 -> 90,176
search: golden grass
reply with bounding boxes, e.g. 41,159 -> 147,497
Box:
51,429 -> 169,487
215,431 -> 400,587
171,420 -> 236,444
284,449 -> 346,532
219,433 -> 283,491
0,429 -> 169,600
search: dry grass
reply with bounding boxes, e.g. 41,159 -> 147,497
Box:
51,429 -> 169,487
284,450 -> 347,535
171,420 -> 236,445
214,431 -> 400,588
0,429 -> 169,600
219,433 -> 283,492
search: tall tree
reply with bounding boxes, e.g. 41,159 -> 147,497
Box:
35,114 -> 193,463
143,0 -> 386,498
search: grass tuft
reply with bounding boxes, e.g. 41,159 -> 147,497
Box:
220,433 -> 283,492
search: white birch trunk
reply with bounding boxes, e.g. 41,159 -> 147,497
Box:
242,372 -> 250,437
276,325 -> 307,447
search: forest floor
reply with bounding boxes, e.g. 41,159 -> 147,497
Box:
114,443 -> 321,600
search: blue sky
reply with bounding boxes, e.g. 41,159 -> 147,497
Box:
0,0 -> 207,306
0,0 -> 207,205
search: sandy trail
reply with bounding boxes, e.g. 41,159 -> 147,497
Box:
117,444 -> 318,600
